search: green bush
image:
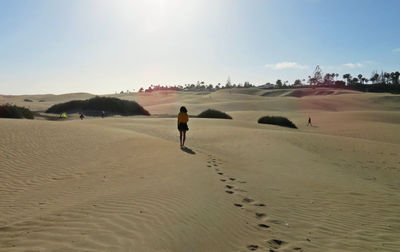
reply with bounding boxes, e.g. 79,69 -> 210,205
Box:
197,109 -> 232,119
0,104 -> 34,119
258,116 -> 297,129
45,96 -> 150,116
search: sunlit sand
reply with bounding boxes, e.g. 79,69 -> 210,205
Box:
1,88 -> 399,251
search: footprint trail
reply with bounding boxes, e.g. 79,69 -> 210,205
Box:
205,154 -> 297,251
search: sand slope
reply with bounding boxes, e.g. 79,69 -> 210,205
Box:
1,89 -> 400,251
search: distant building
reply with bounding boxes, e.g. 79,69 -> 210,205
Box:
257,83 -> 275,89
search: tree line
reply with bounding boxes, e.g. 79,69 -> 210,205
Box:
136,79 -> 254,93
116,67 -> 400,94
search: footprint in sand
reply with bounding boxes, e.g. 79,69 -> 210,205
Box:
255,203 -> 266,207
267,239 -> 287,249
225,190 -> 234,194
258,224 -> 270,229
234,203 -> 243,207
255,213 -> 266,219
217,172 -> 223,175
229,178 -> 236,181
226,185 -> 234,189
207,165 -> 212,167
246,244 -> 259,251
242,197 -> 254,203
220,179 -> 226,182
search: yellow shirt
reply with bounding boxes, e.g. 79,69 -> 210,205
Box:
178,112 -> 189,123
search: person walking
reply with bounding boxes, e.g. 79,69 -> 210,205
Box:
307,116 -> 312,126
177,106 -> 189,147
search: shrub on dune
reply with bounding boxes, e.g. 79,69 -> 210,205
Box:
0,104 -> 34,119
46,96 -> 150,116
197,109 -> 232,119
258,116 -> 297,129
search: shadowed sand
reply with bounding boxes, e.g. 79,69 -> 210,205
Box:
1,88 -> 400,251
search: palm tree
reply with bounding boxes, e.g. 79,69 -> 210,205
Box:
358,74 -> 363,84
383,72 -> 390,84
390,72 -> 400,85
370,73 -> 379,84
343,74 -> 351,85
276,79 -> 283,88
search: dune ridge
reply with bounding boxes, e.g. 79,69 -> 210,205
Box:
1,89 -> 400,251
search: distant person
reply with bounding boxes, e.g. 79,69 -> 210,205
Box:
177,106 -> 189,147
80,113 -> 85,120
101,111 -> 105,118
307,116 -> 312,126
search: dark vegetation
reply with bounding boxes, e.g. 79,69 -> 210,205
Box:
258,116 -> 297,129
350,83 -> 400,94
302,67 -> 400,94
127,67 -> 400,95
24,99 -> 33,102
0,104 -> 34,119
136,78 -> 254,93
263,67 -> 400,94
197,109 -> 232,119
46,96 -> 150,116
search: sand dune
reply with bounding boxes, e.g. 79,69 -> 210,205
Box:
1,88 -> 400,251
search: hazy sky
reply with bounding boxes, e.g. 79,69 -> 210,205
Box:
1,0 -> 399,94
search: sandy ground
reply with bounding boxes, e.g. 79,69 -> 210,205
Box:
1,88 -> 400,251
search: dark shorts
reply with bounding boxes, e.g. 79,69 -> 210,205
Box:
178,122 -> 189,131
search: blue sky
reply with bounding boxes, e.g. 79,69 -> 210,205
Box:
1,0 -> 399,94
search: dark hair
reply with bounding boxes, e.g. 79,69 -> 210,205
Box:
180,106 -> 187,113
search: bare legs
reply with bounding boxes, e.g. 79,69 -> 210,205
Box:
179,131 -> 186,147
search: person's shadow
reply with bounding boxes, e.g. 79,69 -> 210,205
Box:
181,146 -> 196,155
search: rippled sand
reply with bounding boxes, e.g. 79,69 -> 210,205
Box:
1,89 -> 399,251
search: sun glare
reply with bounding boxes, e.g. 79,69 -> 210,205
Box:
103,0 -> 201,36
